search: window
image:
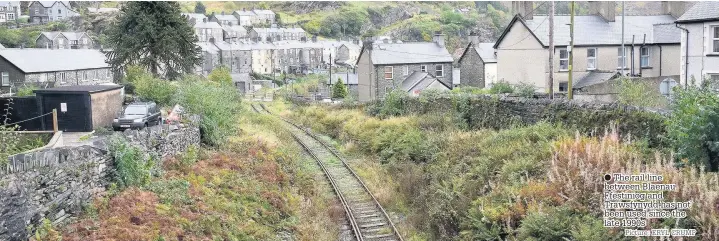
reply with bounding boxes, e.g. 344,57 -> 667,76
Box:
403,66 -> 409,76
71,40 -> 77,45
420,65 -> 427,72
59,72 -> 66,83
34,9 -> 38,14
1,72 -> 9,86
559,49 -> 568,71
58,9 -> 61,14
713,26 -> 719,53
559,82 -> 568,92
384,66 -> 393,80
587,48 -> 597,70
711,74 -> 719,83
640,47 -> 649,67
82,38 -> 87,45
7,13 -> 14,20
435,65 -> 444,77
618,47 -> 628,69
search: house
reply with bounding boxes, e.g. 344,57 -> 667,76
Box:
273,41 -> 324,74
196,42 -> 220,75
249,27 -> 307,42
401,71 -> 451,96
675,1 -> 719,87
221,25 -> 248,42
0,49 -> 113,93
193,19 -> 223,42
330,72 -> 359,99
28,1 -> 79,24
182,13 -> 207,25
214,41 -> 252,74
36,31 -> 93,49
456,33 -> 497,88
336,42 -> 361,67
232,9 -> 256,27
494,1 -> 682,94
356,34 -> 454,102
252,9 -> 275,25
209,12 -> 239,26
248,42 -> 276,75
0,1 -> 20,23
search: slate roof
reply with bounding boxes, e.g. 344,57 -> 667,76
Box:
33,84 -> 122,94
0,1 -> 20,7
498,14 -> 679,47
401,71 -> 451,92
370,42 -> 453,65
234,10 -> 256,16
573,71 -> 619,89
652,23 -> 681,44
330,73 -> 358,85
231,73 -> 251,83
36,1 -> 63,8
676,1 -> 719,23
193,21 -> 222,29
0,49 -> 109,73
41,32 -> 87,41
253,9 -> 275,15
476,43 -> 496,63
213,14 -> 237,21
214,41 -> 251,51
197,42 -> 219,53
222,25 -> 247,34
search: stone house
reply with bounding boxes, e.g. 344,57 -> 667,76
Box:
336,42 -> 361,67
675,1 -> 719,87
36,32 -> 93,49
232,9 -> 256,27
252,9 -> 275,25
221,25 -> 248,42
272,41 -> 324,75
182,13 -> 207,25
456,33 -> 497,88
193,19 -> 223,43
249,27 -> 307,42
196,42 -> 220,75
494,1 -> 683,94
0,1 -> 20,23
209,12 -> 239,26
248,42 -> 276,75
28,1 -> 79,24
0,49 -> 113,93
214,41 -> 252,74
356,34 -> 454,102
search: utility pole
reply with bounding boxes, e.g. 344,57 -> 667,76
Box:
621,1 -> 625,76
567,1 -> 575,100
329,52 -> 332,87
548,1 -> 555,99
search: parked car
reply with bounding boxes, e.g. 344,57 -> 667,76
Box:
113,102 -> 162,131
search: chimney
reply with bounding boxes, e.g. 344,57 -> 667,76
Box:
662,1 -> 688,19
312,35 -> 317,43
468,31 -> 480,46
589,1 -> 616,22
433,32 -> 445,48
512,1 -> 534,20
221,11 -> 225,15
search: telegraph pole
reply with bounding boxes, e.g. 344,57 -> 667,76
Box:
621,1 -> 625,76
548,1 -> 555,99
567,1 -> 575,100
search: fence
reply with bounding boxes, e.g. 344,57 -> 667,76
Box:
0,96 -> 42,130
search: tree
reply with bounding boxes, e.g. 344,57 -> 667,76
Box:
194,2 -> 206,14
332,78 -> 348,99
208,65 -> 232,85
105,2 -> 202,80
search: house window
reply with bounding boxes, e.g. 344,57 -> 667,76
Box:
58,9 -> 61,14
618,47 -> 628,69
82,71 -> 88,80
713,26 -> 719,53
59,72 -> 66,83
34,9 -> 38,14
559,49 -> 568,71
403,66 -> 409,76
420,65 -> 427,72
587,48 -> 597,70
641,47 -> 649,67
384,66 -> 393,80
82,38 -> 87,45
1,72 -> 9,86
7,13 -> 14,20
559,82 -> 568,92
435,65 -> 444,77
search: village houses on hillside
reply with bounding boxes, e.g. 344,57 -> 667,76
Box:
28,1 -> 79,24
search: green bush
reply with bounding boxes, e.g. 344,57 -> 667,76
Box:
207,65 -> 232,85
489,80 -> 514,94
515,82 -> 535,98
666,80 -> 719,170
374,90 -> 409,118
108,136 -> 154,188
517,206 -> 575,241
16,86 -> 37,96
129,67 -> 177,106
145,179 -> 192,205
174,77 -> 243,146
615,77 -> 667,108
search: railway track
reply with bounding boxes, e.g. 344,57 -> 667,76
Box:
251,103 -> 403,241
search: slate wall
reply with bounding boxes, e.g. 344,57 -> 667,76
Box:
0,117 -> 200,240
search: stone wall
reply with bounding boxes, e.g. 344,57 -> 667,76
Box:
368,95 -> 668,147
0,117 -> 200,240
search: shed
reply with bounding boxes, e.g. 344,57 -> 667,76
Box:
33,85 -> 123,132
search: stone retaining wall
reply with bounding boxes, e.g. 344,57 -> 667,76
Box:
0,117 -> 200,240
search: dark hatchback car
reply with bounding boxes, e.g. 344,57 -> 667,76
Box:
113,102 -> 162,131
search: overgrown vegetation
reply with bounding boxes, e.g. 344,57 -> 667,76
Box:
0,130 -> 49,165
107,135 -> 155,188
615,77 -> 668,109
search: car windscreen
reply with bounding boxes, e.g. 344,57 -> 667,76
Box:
124,106 -> 147,115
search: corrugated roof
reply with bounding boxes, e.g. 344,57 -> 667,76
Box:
573,71 -> 619,89
676,1 -> 719,22
518,15 -> 678,46
371,42 -> 453,65
0,49 -> 109,73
